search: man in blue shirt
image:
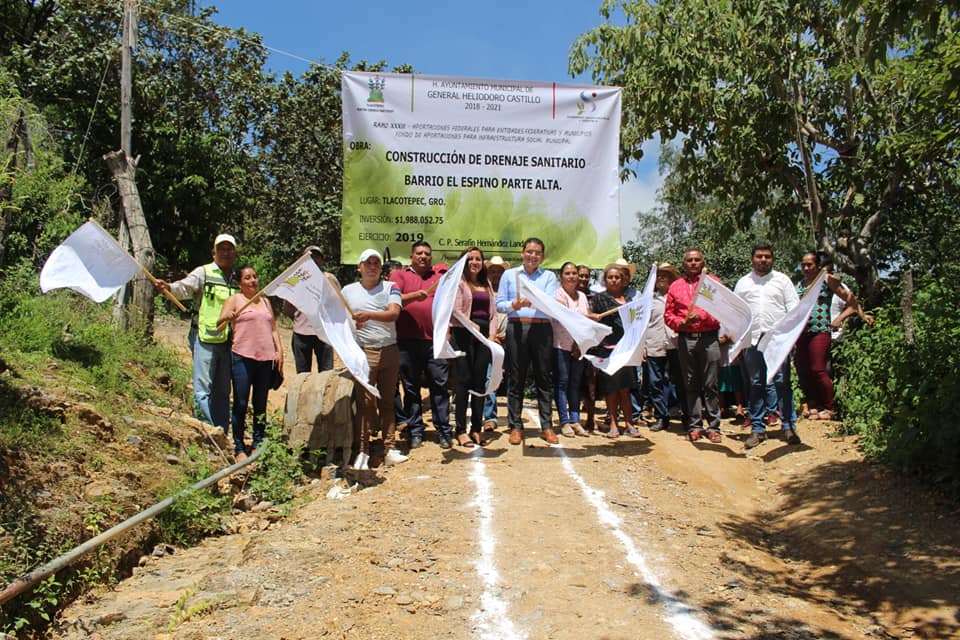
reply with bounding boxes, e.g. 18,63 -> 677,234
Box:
495,238 -> 559,445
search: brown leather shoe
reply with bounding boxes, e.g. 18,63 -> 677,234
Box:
508,429 -> 523,445
542,428 -> 560,445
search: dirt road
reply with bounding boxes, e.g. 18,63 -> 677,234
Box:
50,319 -> 960,639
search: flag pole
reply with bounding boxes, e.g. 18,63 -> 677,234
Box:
596,305 -> 622,320
139,268 -> 188,312
216,289 -> 265,332
325,272 -> 354,315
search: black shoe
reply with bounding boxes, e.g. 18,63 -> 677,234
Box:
409,436 -> 423,449
783,429 -> 801,445
744,432 -> 766,449
649,419 -> 669,432
438,436 -> 452,450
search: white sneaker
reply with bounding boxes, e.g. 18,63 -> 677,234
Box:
384,449 -> 409,465
352,452 -> 370,470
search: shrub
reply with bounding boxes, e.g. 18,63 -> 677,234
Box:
156,446 -> 232,546
247,424 -> 304,505
836,279 -> 960,494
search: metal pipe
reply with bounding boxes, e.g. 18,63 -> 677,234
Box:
0,445 -> 265,606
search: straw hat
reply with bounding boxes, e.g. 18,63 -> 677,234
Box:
604,258 -> 637,279
657,262 -> 682,282
485,255 -> 510,271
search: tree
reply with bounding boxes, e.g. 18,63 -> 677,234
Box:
4,0 -> 272,270
571,0 -> 960,304
624,143 -> 810,285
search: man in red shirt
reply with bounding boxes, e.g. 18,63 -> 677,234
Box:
389,241 -> 452,450
664,248 -> 723,443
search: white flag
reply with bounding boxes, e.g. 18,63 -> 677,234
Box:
758,269 -> 827,383
452,309 -> 505,396
518,277 -> 611,355
39,220 -> 141,303
585,264 -> 657,375
689,275 -> 753,363
432,253 -> 468,359
263,255 -> 379,398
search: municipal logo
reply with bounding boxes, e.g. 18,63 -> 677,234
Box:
367,76 -> 385,104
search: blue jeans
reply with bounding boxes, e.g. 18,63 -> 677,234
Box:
644,356 -> 671,421
397,339 -> 451,439
483,392 -> 497,421
192,334 -> 232,431
742,346 -> 796,433
483,361 -> 498,421
553,348 -> 584,425
230,354 -> 272,454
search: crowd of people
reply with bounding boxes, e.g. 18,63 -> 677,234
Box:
155,234 -> 871,467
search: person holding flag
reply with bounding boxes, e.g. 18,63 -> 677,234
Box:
389,240 -> 452,450
450,247 -> 498,447
154,233 -> 239,433
664,248 -> 724,444
342,249 -> 407,469
734,243 -> 801,448
496,237 -> 559,445
553,262 -> 591,438
217,266 -> 282,461
587,263 -> 641,439
795,252 -> 857,421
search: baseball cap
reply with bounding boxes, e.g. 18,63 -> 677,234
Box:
213,233 -> 236,248
358,249 -> 382,264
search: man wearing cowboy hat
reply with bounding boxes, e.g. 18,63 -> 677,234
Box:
644,262 -> 684,432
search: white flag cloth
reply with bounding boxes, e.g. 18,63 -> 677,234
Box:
263,254 -> 379,398
39,220 -> 142,302
452,309 -> 505,396
689,275 -> 753,364
758,269 -> 828,384
432,253 -> 468,359
585,264 -> 657,375
518,277 -> 612,355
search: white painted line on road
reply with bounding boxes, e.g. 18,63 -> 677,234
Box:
525,408 -> 715,640
469,448 -> 526,640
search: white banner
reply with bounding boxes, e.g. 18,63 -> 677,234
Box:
39,220 -> 142,303
586,264 -> 658,375
518,277 -> 612,355
431,253 -> 468,359
263,255 -> 379,398
758,269 -> 828,383
452,309 -> 505,396
342,71 -> 622,267
690,276 -> 753,364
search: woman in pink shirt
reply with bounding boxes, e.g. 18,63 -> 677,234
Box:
450,247 -> 497,447
218,266 -> 282,461
553,262 -> 590,437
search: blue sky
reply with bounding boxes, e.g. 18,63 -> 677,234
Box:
201,0 -> 661,243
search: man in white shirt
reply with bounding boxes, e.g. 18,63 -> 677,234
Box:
734,243 -> 801,448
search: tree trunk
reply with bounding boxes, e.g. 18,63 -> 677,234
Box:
900,270 -> 915,347
0,110 -> 28,271
103,150 -> 155,336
